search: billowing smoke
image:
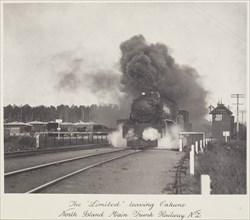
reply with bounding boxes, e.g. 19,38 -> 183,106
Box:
142,125 -> 182,150
108,124 -> 126,148
56,58 -> 82,91
54,57 -> 121,98
108,125 -> 137,147
163,104 -> 170,115
158,125 -> 182,150
126,128 -> 138,141
46,49 -> 125,107
50,35 -> 208,130
120,35 -> 208,128
50,51 -> 131,127
142,127 -> 160,141
88,72 -> 120,94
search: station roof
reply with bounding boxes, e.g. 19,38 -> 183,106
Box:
61,122 -> 75,125
4,122 -> 32,126
209,104 -> 233,115
28,121 -> 46,125
74,121 -> 96,125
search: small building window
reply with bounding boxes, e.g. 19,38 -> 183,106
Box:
214,114 -> 223,121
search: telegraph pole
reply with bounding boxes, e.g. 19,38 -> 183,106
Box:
240,110 -> 246,125
231,94 -> 244,140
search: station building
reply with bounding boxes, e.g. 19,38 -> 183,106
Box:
209,103 -> 234,141
4,122 -> 32,137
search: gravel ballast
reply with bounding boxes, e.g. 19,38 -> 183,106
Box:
43,149 -> 184,194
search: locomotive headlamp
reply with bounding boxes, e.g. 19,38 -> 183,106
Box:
142,92 -> 146,95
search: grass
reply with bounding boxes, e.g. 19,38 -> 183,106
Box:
194,140 -> 247,194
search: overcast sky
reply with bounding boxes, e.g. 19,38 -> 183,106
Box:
2,2 -> 248,120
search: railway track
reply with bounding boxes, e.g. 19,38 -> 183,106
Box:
5,148 -> 141,193
174,150 -> 188,194
4,143 -> 110,158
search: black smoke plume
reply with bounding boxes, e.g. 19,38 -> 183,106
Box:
52,36 -> 208,129
52,53 -> 131,127
55,58 -> 120,95
56,58 -> 82,91
120,35 -> 208,127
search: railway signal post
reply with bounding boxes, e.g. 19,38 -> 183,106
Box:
56,119 -> 62,140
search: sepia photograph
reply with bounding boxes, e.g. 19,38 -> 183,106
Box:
0,0 -> 249,219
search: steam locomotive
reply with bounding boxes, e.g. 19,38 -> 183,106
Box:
122,91 -> 178,148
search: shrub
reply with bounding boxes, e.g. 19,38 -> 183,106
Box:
4,136 -> 36,152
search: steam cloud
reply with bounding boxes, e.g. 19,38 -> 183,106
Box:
108,124 -> 127,148
108,124 -> 138,148
120,35 -> 208,127
142,125 -> 182,150
142,127 -> 160,141
158,125 -> 182,150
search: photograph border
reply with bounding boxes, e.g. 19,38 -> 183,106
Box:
0,0 -> 249,219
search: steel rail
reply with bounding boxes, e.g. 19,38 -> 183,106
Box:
5,148 -> 125,177
26,150 -> 142,193
175,151 -> 188,194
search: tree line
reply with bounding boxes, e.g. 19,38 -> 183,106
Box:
4,104 -> 128,128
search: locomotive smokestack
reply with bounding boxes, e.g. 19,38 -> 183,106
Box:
119,35 -> 208,128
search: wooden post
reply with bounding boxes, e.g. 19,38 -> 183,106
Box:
179,139 -> 183,152
195,141 -> 198,154
36,133 -> 39,149
191,144 -> 194,153
200,140 -> 203,153
190,151 -> 194,175
45,133 -> 47,148
201,175 -> 211,195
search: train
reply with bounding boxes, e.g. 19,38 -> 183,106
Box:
122,91 -> 179,149
46,121 -> 109,135
4,121 -> 109,138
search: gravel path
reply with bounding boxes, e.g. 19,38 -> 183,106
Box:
5,147 -> 116,173
42,149 -> 184,194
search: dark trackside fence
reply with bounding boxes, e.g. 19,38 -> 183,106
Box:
37,132 -> 109,149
